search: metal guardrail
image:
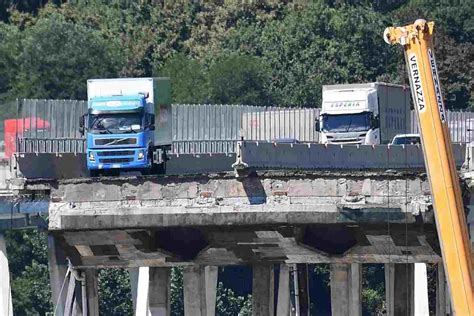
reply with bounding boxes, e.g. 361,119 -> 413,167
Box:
17,138 -> 86,154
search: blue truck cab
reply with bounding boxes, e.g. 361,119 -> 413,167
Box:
80,78 -> 171,176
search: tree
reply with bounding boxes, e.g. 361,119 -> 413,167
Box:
0,22 -> 20,98
11,13 -> 123,100
207,54 -> 273,106
157,54 -> 207,104
215,282 -> 252,316
226,3 -> 395,106
5,229 -> 52,315
98,268 -> 133,315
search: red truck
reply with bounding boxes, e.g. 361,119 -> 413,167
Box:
3,118 -> 50,158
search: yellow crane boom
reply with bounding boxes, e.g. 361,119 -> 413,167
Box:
384,19 -> 474,315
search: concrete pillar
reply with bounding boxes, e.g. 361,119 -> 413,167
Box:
136,267 -> 151,316
414,263 -> 429,316
0,233 -> 13,316
85,269 -> 99,316
385,263 -> 414,316
183,265 -> 218,316
48,234 -> 68,316
276,264 -> 290,316
296,263 -> 310,316
129,268 -> 140,314
330,263 -> 362,316
252,264 -> 274,316
148,267 -> 171,316
436,263 -> 452,316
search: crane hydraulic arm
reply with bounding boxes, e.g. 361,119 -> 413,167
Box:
384,19 -> 474,315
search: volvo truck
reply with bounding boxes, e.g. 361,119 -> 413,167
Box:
316,82 -> 411,145
80,77 -> 172,176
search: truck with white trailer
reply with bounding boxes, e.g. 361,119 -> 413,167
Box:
316,82 -> 411,145
80,77 -> 172,176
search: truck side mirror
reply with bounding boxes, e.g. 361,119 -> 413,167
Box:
148,114 -> 155,130
79,115 -> 85,135
372,115 -> 380,129
315,120 -> 321,132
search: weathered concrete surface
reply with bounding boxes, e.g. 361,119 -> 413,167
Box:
276,264 -> 290,315
21,171 -> 442,267
330,263 -> 361,316
0,233 -> 13,316
385,263 -> 415,316
252,264 -> 274,316
148,267 -> 171,316
183,265 -> 218,316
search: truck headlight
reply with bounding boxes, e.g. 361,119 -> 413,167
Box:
137,150 -> 145,160
89,152 -> 95,162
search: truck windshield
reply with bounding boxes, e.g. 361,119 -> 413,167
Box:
322,112 -> 372,133
88,113 -> 142,134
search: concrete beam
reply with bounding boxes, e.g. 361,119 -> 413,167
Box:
85,269 -> 99,316
148,267 -> 171,316
385,263 -> 415,316
0,233 -> 13,316
48,173 -> 431,231
183,266 -> 218,316
330,263 -> 361,316
252,264 -> 274,316
48,234 -> 68,316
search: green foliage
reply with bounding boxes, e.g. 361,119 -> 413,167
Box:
5,229 -> 52,315
0,23 -> 20,98
98,268 -> 133,315
216,282 -> 252,316
171,267 -> 184,315
362,264 -> 385,315
11,12 -> 123,100
158,54 -> 207,104
226,3 -> 396,106
207,54 -> 273,106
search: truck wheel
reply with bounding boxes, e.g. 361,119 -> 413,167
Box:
89,170 -> 100,177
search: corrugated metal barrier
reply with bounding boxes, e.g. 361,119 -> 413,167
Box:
10,99 -> 474,155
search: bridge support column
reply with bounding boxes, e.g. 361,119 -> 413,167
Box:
385,263 -> 415,316
132,267 -> 151,316
148,267 -> 171,316
85,269 -> 99,316
276,264 -> 290,316
330,263 -> 362,316
129,268 -> 140,314
0,233 -> 13,316
414,263 -> 429,316
183,265 -> 218,316
436,263 -> 451,316
252,264 -> 274,316
48,234 -> 68,316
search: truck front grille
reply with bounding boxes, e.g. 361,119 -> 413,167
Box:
100,158 -> 134,164
95,138 -> 137,146
97,150 -> 135,157
329,139 -> 363,144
